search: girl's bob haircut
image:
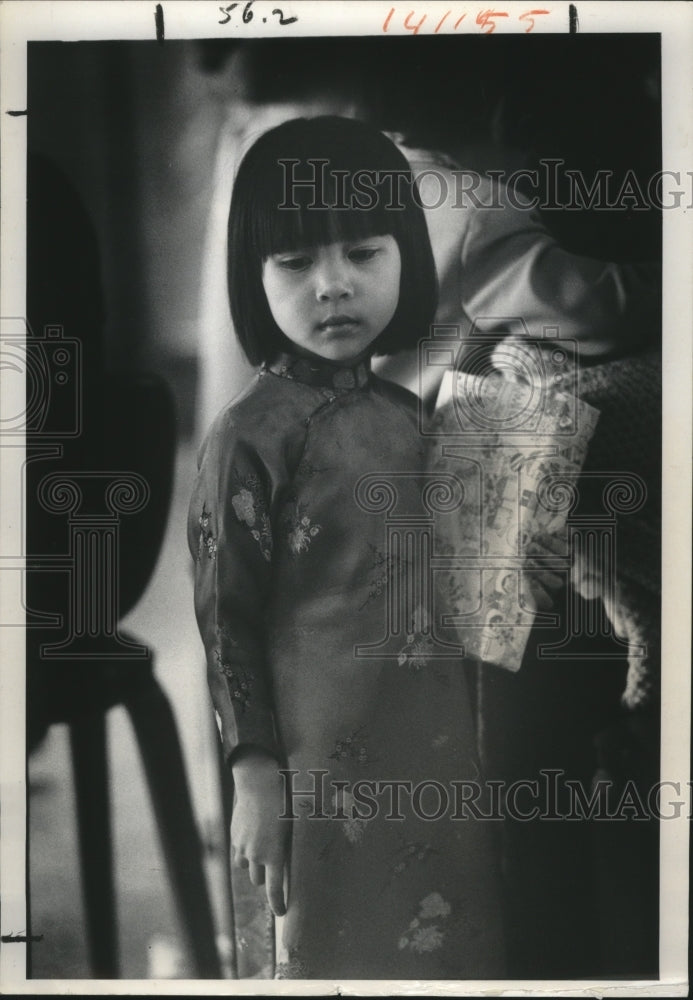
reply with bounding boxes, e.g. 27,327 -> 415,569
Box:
228,115 -> 438,366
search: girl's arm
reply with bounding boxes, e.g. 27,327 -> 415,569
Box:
188,415 -> 288,914
189,417 -> 278,763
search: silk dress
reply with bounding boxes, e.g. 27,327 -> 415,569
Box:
188,352 -> 504,979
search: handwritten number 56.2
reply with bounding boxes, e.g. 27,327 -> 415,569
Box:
219,2 -> 298,26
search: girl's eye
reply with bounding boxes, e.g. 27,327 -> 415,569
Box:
348,247 -> 379,263
276,255 -> 312,271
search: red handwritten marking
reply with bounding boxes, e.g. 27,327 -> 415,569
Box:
519,9 -> 550,32
404,10 -> 427,34
475,9 -> 510,33
381,7 -> 548,35
434,9 -> 451,32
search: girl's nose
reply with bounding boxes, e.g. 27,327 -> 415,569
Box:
315,262 -> 353,302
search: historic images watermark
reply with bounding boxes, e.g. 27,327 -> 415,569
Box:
279,158 -> 692,211
279,769 -> 690,823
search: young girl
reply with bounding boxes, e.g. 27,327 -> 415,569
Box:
188,116 -> 504,980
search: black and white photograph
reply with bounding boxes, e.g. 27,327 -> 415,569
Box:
0,1 -> 690,994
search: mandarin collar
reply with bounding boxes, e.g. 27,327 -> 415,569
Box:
263,352 -> 371,391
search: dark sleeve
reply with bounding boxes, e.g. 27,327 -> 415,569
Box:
187,414 -> 280,766
457,178 -> 661,356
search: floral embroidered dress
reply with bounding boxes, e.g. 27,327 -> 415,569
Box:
188,353 -> 504,980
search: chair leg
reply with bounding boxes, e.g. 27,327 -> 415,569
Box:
69,713 -> 119,978
125,678 -> 221,978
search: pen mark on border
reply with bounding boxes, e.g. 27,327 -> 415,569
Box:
2,932 -> 43,943
155,3 -> 165,43
569,4 -> 579,33
6,110 -> 28,116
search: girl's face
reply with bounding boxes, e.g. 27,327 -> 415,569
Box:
261,235 -> 401,363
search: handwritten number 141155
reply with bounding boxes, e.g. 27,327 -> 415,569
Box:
219,1 -> 298,26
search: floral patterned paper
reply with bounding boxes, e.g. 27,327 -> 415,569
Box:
431,367 -> 599,671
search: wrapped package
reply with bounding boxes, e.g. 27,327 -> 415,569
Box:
428,353 -> 600,671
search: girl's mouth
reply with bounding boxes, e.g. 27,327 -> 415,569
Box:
318,315 -> 360,331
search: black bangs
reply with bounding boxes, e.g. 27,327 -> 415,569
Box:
237,118 -> 415,259
253,195 -> 397,260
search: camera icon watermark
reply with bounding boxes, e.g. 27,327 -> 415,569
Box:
0,317 -> 82,438
418,319 -> 578,438
0,317 -> 150,658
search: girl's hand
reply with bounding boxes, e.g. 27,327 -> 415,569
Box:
231,748 -> 290,917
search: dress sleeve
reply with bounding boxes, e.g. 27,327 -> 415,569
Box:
188,414 -> 280,767
456,178 -> 661,356
408,157 -> 660,356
